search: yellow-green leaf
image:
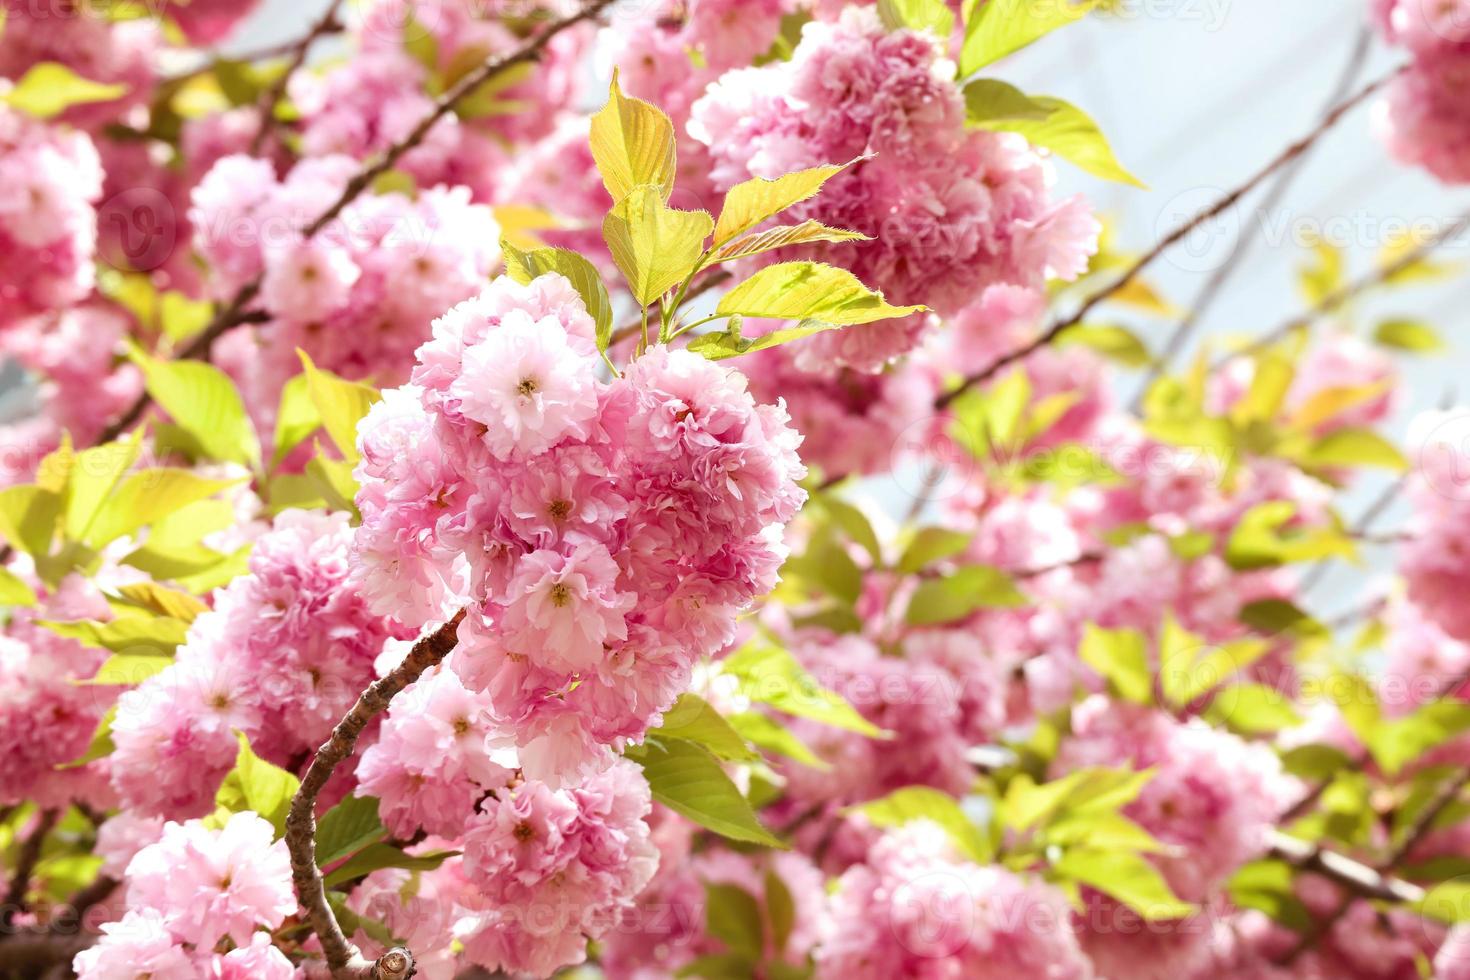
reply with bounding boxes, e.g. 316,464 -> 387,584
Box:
1079,623 -> 1151,705
1052,848 -> 1194,920
215,731 -> 300,836
905,564 -> 1027,625
717,262 -> 925,325
84,470 -> 243,550
713,162 -> 855,246
4,62 -> 127,118
272,374 -> 321,469
0,485 -> 62,561
590,70 -> 677,204
130,349 -> 260,468
626,738 -> 784,848
602,185 -> 712,307
297,351 -> 381,464
712,219 -> 870,263
64,434 -> 143,544
960,0 -> 1098,76
1374,318 -> 1443,353
650,694 -> 758,762
502,243 -> 615,359
851,787 -> 991,863
879,0 -> 956,35
962,78 -> 1056,124
687,317 -> 846,361
0,567 -> 37,607
723,642 -> 886,738
975,93 -> 1143,187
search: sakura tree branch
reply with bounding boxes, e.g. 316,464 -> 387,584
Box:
1,808 -> 58,932
1268,831 -> 1425,905
92,0 -> 617,446
249,0 -> 348,154
934,65 -> 1403,412
1129,24 -> 1373,410
285,610 -> 465,980
1207,207 -> 1470,372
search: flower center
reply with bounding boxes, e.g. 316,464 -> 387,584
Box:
548,582 -> 572,608
547,498 -> 572,520
517,377 -> 540,397
514,821 -> 535,842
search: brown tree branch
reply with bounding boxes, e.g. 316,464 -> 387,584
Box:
1130,24 -> 1374,410
2,808 -> 58,932
285,610 -> 465,979
934,65 -> 1403,412
249,0 -> 348,154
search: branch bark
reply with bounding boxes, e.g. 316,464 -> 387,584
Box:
2,808 -> 58,932
285,610 -> 465,979
934,65 -> 1403,412
249,0 -> 348,154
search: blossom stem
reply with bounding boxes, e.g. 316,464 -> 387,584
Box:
284,610 -> 465,978
1,808 -> 58,933
934,64 -> 1405,412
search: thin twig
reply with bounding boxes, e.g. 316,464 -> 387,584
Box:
609,270 -> 734,348
934,66 -> 1403,412
1207,208 -> 1470,372
1268,830 -> 1424,905
285,610 -> 464,979
249,0 -> 347,154
1130,25 -> 1374,410
2,809 -> 59,931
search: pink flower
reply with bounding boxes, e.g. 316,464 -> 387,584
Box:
125,812 -> 295,948
452,309 -> 602,460
204,933 -> 299,980
498,542 -> 635,673
73,909 -> 196,980
260,237 -> 363,323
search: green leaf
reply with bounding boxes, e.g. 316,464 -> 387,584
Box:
687,317 -> 847,361
905,564 -> 1028,626
315,795 -> 389,866
403,11 -> 439,73
130,349 -> 260,468
502,243 -> 616,361
603,185 -> 713,308
38,615 -> 188,656
1418,880 -> 1470,925
765,870 -> 797,955
590,69 -> 677,204
1297,427 -> 1408,472
4,62 -> 127,117
717,262 -> 925,325
1240,598 -> 1329,642
1208,683 -> 1304,735
1374,318 -> 1443,353
1079,624 -> 1151,705
960,0 -> 1099,76
728,712 -> 829,769
713,162 -> 855,246
306,450 -> 361,516
723,642 -> 886,738
272,374 -> 321,469
962,78 -> 1057,124
651,694 -> 759,762
84,469 -> 243,550
974,92 -> 1143,187
1052,848 -> 1193,920
322,844 -> 459,888
215,732 -> 300,836
297,351 -> 381,465
0,567 -> 37,607
712,219 -> 869,263
64,435 -> 143,543
852,787 -> 991,863
819,496 -> 882,565
1056,323 -> 1152,367
1225,501 -> 1357,571
159,292 -> 213,343
704,883 -> 765,959
1370,701 -> 1470,777
84,651 -> 173,686
897,527 -> 972,575
0,485 -> 62,561
1229,860 -> 1314,932
625,738 -> 784,848
879,0 -> 955,34
57,706 -> 116,770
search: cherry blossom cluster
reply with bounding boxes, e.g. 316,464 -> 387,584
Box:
352,271 -> 807,784
74,812 -> 297,980
110,510 -> 413,817
688,7 -> 1099,371
189,154 -> 502,418
1374,0 -> 1470,181
0,105 -> 104,325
